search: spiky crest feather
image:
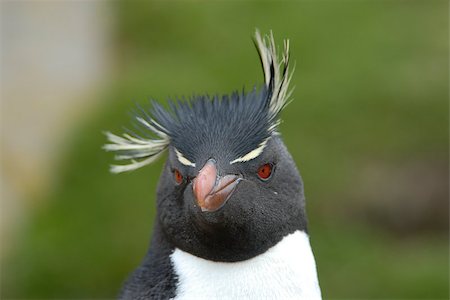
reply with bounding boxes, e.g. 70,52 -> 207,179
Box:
104,30 -> 293,173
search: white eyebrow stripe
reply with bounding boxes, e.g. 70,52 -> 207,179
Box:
175,148 -> 196,167
230,139 -> 269,164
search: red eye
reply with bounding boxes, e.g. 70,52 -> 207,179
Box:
174,169 -> 183,184
257,163 -> 273,180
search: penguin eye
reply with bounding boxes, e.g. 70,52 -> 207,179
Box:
257,163 -> 273,180
174,169 -> 184,184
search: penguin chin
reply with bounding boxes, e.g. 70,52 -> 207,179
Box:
187,181 -> 257,231
189,198 -> 229,229
186,184 -> 235,225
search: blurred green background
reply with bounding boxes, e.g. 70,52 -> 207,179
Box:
2,0 -> 448,299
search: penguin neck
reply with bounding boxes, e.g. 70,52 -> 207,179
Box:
142,221 -> 172,262
155,205 -> 308,262
170,230 -> 322,299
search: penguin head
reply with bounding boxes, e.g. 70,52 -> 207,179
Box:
104,31 -> 307,261
156,136 -> 307,261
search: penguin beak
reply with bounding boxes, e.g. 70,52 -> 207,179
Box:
193,159 -> 241,212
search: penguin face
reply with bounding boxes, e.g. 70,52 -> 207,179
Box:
155,136 -> 307,261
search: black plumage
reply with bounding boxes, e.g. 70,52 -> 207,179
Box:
145,88 -> 272,165
105,30 -> 318,300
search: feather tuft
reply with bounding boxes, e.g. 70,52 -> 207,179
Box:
254,29 -> 294,125
103,112 -> 170,173
104,30 -> 294,172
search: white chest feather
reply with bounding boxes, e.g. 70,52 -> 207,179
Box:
170,230 -> 322,300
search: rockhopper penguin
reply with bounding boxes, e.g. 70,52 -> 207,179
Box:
104,30 -> 322,299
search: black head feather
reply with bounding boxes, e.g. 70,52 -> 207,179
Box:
104,30 -> 292,172
143,87 -> 273,164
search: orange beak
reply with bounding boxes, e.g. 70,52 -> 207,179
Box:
193,160 -> 240,212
